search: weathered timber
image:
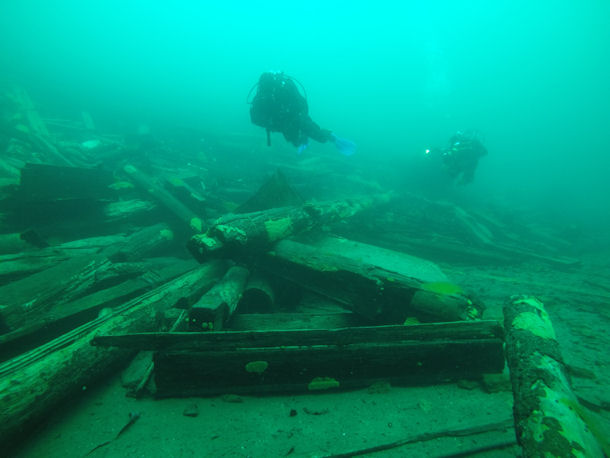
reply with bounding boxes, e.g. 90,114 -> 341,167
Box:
144,321 -> 504,397
0,259 -> 198,361
187,193 -> 392,262
0,253 -> 111,332
92,320 -> 503,351
0,260 -> 228,448
261,235 -> 482,323
504,295 -> 606,457
188,265 -> 250,331
237,273 -> 277,313
132,309 -> 188,397
0,235 -> 125,285
123,163 -> 205,232
345,193 -> 580,267
104,223 -> 175,262
0,224 -> 175,332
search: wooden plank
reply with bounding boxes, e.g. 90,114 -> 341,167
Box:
0,259 -> 197,361
92,320 -> 503,351
188,265 -> 250,331
262,236 -> 482,323
0,261 -> 228,446
123,163 -> 205,232
0,224 -> 174,332
154,336 -> 504,397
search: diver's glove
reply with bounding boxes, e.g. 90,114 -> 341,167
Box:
330,133 -> 357,156
297,142 -> 308,154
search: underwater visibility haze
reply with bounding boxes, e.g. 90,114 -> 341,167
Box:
3,2 -> 610,457
1,0 -> 609,233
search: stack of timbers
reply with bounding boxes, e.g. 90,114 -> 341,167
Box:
0,260 -> 229,446
0,224 -> 189,361
186,234 -> 484,331
186,196 -> 485,330
91,211 -> 500,398
93,320 -> 505,397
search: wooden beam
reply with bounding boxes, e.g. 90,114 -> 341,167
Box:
149,321 -> 505,396
504,295 -> 606,457
262,236 -> 482,323
188,265 -> 250,331
92,320 -> 503,351
187,194 -> 393,262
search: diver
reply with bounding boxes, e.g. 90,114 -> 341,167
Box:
248,71 -> 356,155
426,131 -> 487,184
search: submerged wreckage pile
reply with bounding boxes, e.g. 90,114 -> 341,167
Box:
1,87 -> 604,456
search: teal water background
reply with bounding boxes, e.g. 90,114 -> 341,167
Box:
1,1 -> 609,231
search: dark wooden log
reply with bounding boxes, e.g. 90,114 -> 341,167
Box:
237,273 -> 277,313
136,321 -> 503,397
154,340 -> 503,397
123,163 -> 205,232
187,194 -> 392,262
504,295 -> 606,457
0,260 -> 228,448
188,265 -> 250,331
262,236 -> 483,323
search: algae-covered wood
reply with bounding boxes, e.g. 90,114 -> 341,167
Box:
0,261 -> 228,447
504,296 -> 606,457
136,321 -> 504,397
188,265 -> 250,331
262,235 -> 482,323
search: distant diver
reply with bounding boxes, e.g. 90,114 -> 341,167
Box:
248,71 -> 356,156
426,131 -> 487,184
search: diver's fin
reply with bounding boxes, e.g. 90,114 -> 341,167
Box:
331,134 -> 356,156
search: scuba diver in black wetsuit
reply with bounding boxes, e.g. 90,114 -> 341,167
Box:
249,71 -> 356,155
426,131 -> 488,185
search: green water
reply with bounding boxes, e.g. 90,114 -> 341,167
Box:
1,0 -> 609,230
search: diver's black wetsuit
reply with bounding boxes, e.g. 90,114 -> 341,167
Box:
250,72 -> 332,147
442,132 -> 488,184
